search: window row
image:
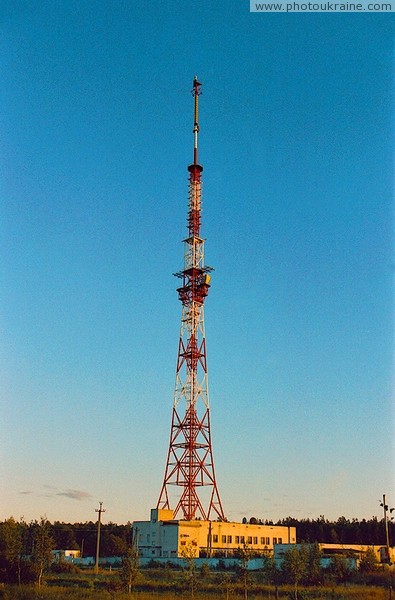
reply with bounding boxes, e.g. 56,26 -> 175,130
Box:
211,535 -> 283,546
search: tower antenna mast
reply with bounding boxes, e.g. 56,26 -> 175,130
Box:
157,78 -> 225,521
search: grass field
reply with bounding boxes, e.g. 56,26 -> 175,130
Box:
1,565 -> 394,600
0,583 -> 393,599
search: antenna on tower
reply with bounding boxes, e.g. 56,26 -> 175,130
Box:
192,76 -> 202,166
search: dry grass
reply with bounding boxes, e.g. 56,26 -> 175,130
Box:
1,568 -> 394,600
0,584 -> 393,600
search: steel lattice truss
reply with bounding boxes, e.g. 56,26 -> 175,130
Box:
157,78 -> 225,521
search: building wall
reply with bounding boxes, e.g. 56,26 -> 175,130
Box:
132,509 -> 296,559
162,521 -> 180,558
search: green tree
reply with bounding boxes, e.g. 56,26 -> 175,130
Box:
72,521 -> 96,556
52,522 -> 79,551
108,533 -> 128,556
235,544 -> 252,600
0,517 -> 25,584
120,544 -> 139,594
199,562 -> 210,579
305,543 -> 322,585
262,554 -> 280,586
96,523 -> 131,556
328,554 -> 352,583
329,528 -> 339,543
31,517 -> 54,587
281,545 -> 308,600
359,547 -> 378,573
181,542 -> 199,599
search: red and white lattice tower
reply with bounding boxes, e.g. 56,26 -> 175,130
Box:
157,78 -> 225,521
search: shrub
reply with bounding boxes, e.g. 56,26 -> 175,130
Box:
359,548 -> 379,573
51,562 -> 80,574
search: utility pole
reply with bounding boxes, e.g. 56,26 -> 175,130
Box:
132,526 -> 139,553
380,494 -> 394,563
207,521 -> 212,558
95,502 -> 106,574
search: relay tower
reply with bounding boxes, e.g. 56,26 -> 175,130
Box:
157,78 -> 225,521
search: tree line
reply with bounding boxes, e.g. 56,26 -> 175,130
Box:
0,518 -> 132,559
0,514 -> 392,561
275,515 -> 394,546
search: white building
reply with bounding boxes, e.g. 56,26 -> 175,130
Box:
51,549 -> 81,562
132,509 -> 296,559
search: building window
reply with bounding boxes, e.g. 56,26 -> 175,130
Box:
227,536 -> 232,543
266,537 -> 270,545
247,537 -> 252,544
181,541 -> 186,546
222,535 -> 227,544
235,536 -> 240,544
273,538 -> 277,544
253,537 -> 258,545
278,538 -> 282,544
240,536 -> 245,544
213,535 -> 218,543
260,537 -> 265,545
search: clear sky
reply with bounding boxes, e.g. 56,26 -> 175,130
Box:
1,1 -> 394,526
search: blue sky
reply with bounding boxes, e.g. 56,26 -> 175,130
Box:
1,1 -> 394,525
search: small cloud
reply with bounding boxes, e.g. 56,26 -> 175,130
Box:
20,491 -> 32,495
56,489 -> 92,501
